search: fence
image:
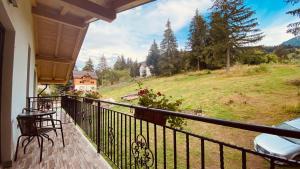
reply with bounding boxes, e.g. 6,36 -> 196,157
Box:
29,95 -> 300,169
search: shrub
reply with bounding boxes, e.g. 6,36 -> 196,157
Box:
246,65 -> 269,75
67,89 -> 83,97
137,83 -> 186,129
85,90 -> 101,99
265,53 -> 278,63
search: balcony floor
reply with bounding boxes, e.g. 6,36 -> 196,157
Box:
10,122 -> 111,169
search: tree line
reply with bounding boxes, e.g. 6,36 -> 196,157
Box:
78,54 -> 140,86
146,0 -> 264,76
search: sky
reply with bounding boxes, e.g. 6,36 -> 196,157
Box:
76,0 -> 299,69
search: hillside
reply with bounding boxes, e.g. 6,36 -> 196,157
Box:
100,64 -> 300,169
100,64 -> 300,125
282,36 -> 300,47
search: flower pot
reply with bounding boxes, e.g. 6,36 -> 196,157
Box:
134,107 -> 167,126
84,98 -> 94,104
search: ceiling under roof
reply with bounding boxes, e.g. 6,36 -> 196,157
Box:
33,0 -> 153,84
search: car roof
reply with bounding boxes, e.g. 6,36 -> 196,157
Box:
285,118 -> 300,129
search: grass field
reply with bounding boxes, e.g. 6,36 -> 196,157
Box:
99,64 -> 300,169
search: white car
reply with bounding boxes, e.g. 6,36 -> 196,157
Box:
254,118 -> 300,163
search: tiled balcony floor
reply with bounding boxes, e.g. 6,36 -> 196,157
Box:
10,122 -> 111,169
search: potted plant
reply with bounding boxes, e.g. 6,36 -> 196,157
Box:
135,83 -> 186,129
84,90 -> 101,104
66,89 -> 83,97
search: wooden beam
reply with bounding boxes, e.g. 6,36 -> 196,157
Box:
52,64 -> 57,79
60,6 -> 69,15
31,0 -> 37,7
36,55 -> 73,64
55,24 -> 62,56
32,4 -> 87,28
60,0 -> 116,22
38,79 -> 67,84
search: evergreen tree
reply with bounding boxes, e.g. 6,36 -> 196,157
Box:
212,0 -> 263,71
130,60 -> 140,77
96,55 -> 108,86
146,40 -> 160,75
286,0 -> 300,35
97,55 -> 108,72
114,55 -> 127,70
82,58 -> 95,72
188,9 -> 209,70
159,20 -> 180,75
208,11 -> 228,68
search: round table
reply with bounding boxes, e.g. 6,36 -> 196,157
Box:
19,110 -> 56,117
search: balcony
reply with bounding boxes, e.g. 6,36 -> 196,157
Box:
12,96 -> 300,169
11,103 -> 111,169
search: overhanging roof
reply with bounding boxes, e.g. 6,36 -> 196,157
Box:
33,0 -> 154,84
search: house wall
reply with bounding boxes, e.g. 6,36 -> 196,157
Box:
0,0 -> 36,165
74,77 -> 97,91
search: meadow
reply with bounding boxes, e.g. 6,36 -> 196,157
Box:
99,64 -> 300,169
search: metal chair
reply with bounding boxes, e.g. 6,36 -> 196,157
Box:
14,115 -> 65,162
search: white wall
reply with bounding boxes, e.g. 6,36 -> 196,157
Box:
0,0 -> 36,164
75,84 -> 97,91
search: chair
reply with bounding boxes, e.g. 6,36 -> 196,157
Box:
14,115 -> 65,162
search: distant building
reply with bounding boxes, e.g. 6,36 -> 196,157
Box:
73,71 -> 97,91
139,62 -> 152,77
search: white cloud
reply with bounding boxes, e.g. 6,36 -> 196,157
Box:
259,17 -> 297,46
77,0 -> 212,69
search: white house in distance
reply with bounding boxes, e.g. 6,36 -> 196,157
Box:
139,62 -> 152,77
73,71 -> 97,91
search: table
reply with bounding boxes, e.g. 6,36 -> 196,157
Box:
19,110 -> 56,117
18,110 -> 57,150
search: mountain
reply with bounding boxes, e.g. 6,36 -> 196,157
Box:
282,36 -> 300,47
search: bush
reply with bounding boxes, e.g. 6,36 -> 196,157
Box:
137,83 -> 186,129
239,49 -> 278,65
85,90 -> 101,99
265,53 -> 278,63
246,65 -> 269,75
67,89 -> 83,97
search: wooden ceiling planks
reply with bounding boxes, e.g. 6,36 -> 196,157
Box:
33,0 -> 153,84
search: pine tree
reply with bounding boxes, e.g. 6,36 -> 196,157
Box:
96,55 -> 108,86
130,60 -> 139,77
212,0 -> 263,71
97,55 -> 108,72
159,20 -> 180,75
114,55 -> 127,70
82,58 -> 95,72
208,11 -> 228,68
187,9 -> 209,70
286,0 -> 300,35
146,40 -> 160,75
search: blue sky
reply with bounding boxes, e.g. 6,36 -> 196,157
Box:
76,0 -> 299,68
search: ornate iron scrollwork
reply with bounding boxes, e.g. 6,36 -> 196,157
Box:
131,134 -> 154,168
108,127 -> 115,144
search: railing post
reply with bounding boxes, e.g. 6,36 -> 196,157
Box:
74,96 -> 77,125
97,100 -> 101,153
26,97 -> 30,109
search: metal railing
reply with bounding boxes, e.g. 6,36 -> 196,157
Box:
29,95 -> 300,169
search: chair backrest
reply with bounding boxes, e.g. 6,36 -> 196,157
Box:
17,115 -> 38,136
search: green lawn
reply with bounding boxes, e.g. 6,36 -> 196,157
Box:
98,64 -> 300,169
